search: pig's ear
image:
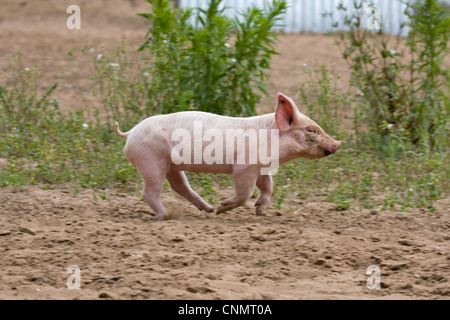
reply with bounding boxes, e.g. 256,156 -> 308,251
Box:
275,92 -> 300,131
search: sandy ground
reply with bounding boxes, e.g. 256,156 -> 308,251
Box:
1,186 -> 449,300
0,0 -> 449,300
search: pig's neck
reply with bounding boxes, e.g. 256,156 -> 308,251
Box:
249,113 -> 278,130
279,151 -> 300,166
257,113 -> 299,166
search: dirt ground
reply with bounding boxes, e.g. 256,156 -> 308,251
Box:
0,186 -> 449,300
0,0 -> 449,300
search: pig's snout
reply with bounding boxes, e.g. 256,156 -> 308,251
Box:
324,140 -> 341,156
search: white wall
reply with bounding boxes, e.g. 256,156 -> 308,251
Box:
179,0 -> 411,36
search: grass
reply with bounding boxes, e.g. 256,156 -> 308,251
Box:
335,0 -> 450,151
0,0 -> 448,213
0,59 -> 141,192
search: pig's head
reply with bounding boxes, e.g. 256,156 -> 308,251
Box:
274,92 -> 341,160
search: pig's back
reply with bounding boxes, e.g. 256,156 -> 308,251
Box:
144,111 -> 275,132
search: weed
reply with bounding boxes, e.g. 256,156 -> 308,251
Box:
335,0 -> 449,151
138,0 -> 287,116
0,2 -> 447,213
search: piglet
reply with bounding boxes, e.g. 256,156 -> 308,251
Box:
115,93 -> 341,220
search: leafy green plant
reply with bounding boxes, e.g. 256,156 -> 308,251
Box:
199,173 -> 217,204
0,57 -> 140,190
335,199 -> 353,211
0,14 -> 447,214
405,0 -> 450,150
80,44 -> 151,128
299,65 -> 354,138
138,0 -> 287,116
0,57 -> 59,159
335,0 -> 449,151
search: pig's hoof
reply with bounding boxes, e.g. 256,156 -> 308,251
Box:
255,201 -> 269,216
164,214 -> 176,220
205,207 -> 215,213
216,206 -> 228,215
220,198 -> 235,206
255,204 -> 269,216
195,201 -> 214,213
202,203 -> 214,212
153,211 -> 171,221
197,204 -> 214,213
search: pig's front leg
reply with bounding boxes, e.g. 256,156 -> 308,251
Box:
166,169 -> 215,213
216,166 -> 259,215
255,174 -> 273,216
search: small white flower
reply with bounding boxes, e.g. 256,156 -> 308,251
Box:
143,72 -> 150,77
162,40 -> 168,44
387,124 -> 394,130
89,48 -> 95,53
109,63 -> 120,67
82,123 -> 89,130
96,54 -> 102,60
224,43 -> 231,48
24,67 -> 30,72
390,50 -> 397,55
230,58 -> 237,64
304,63 -> 308,67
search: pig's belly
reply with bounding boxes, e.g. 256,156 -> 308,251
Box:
171,163 -> 233,175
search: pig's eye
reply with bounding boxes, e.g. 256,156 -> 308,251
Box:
306,127 -> 316,134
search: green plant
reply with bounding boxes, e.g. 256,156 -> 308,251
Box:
0,33 -> 447,214
0,57 -> 59,159
406,0 -> 450,150
335,0 -> 449,152
299,65 -> 353,137
138,0 -> 287,116
335,199 -> 353,211
0,57 -> 140,190
80,44 -> 151,127
199,174 -> 217,204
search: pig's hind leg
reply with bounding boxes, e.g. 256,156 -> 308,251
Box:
166,169 -> 215,213
134,159 -> 169,221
